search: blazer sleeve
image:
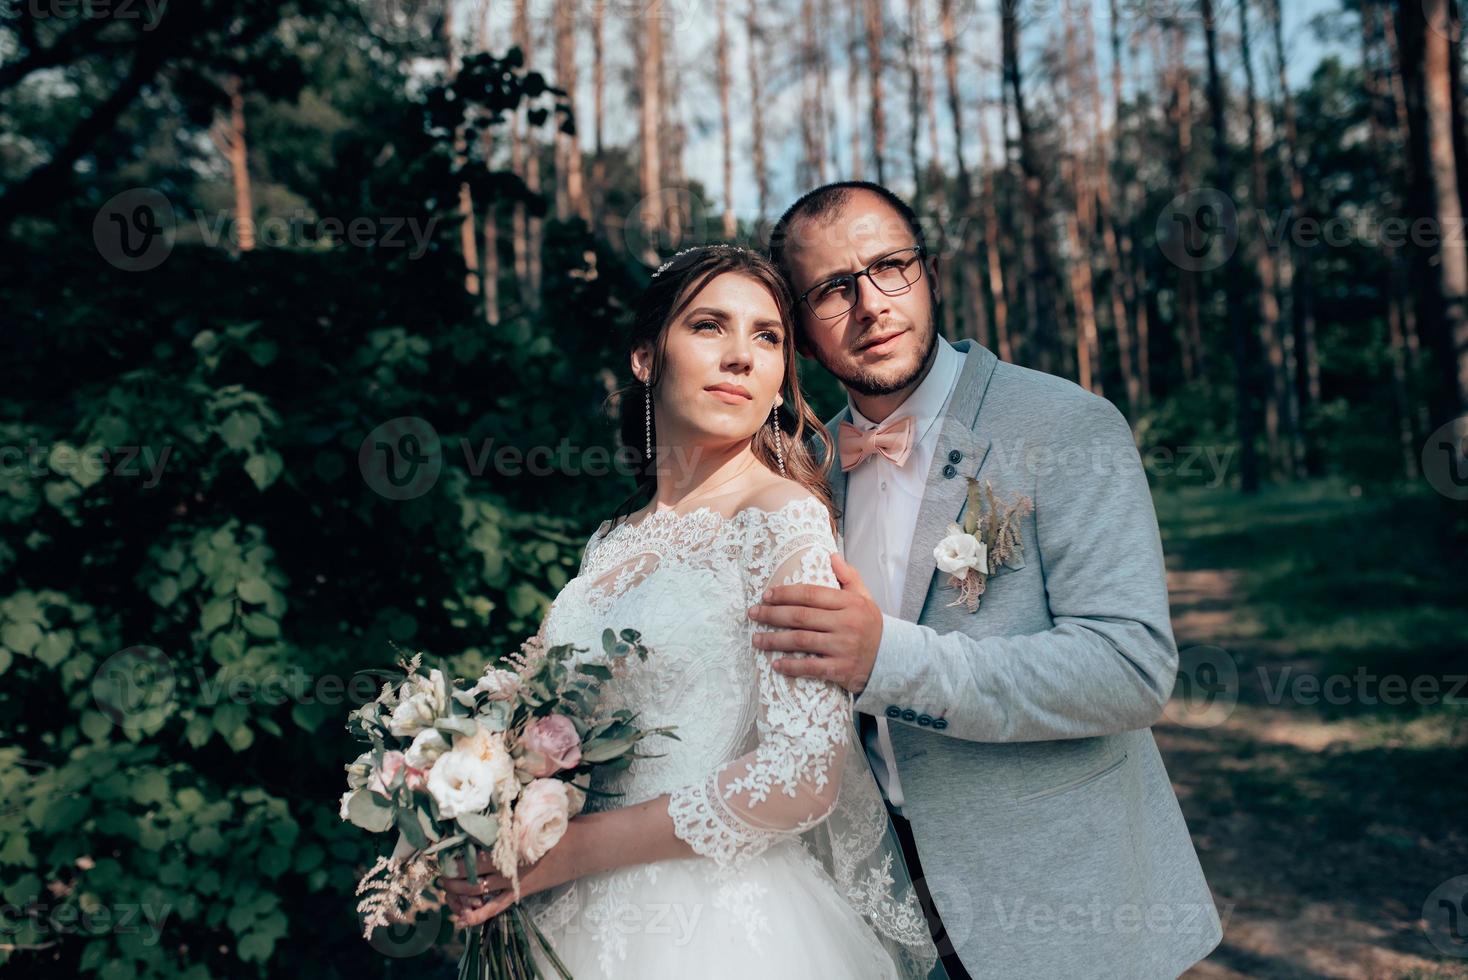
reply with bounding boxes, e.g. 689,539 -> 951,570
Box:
852,394 -> 1179,742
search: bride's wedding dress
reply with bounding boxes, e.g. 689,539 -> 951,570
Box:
523,494 -> 937,979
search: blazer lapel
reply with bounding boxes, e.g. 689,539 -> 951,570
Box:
895,341 -> 1000,623
823,405 -> 853,539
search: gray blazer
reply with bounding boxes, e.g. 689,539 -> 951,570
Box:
824,340 -> 1222,979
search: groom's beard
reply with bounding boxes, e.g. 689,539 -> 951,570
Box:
830,316 -> 939,398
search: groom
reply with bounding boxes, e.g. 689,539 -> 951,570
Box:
748,182 -> 1222,979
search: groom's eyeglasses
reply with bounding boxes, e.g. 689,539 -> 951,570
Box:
797,245 -> 926,320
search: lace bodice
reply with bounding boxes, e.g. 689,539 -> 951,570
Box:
541,496 -> 848,863
531,494 -> 936,977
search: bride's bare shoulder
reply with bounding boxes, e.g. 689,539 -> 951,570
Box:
735,478 -> 834,533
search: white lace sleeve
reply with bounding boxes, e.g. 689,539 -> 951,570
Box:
666,498 -> 851,871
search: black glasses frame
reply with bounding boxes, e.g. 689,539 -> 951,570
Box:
797,245 -> 927,320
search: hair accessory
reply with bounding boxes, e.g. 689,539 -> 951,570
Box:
651,243 -> 750,279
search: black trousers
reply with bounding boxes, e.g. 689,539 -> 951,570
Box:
885,800 -> 975,980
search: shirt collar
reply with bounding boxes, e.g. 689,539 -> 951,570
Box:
847,334 -> 964,446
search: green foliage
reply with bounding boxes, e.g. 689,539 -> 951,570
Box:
0,14 -> 647,980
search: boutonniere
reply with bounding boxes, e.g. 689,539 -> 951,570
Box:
932,478 -> 1035,612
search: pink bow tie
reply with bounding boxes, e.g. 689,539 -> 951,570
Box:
838,415 -> 916,471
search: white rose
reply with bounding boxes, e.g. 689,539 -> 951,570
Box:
427,722 -> 516,820
452,668 -> 521,708
405,729 -> 449,769
388,669 -> 447,738
339,788 -> 357,820
933,532 -> 987,579
514,779 -> 572,863
345,750 -> 374,790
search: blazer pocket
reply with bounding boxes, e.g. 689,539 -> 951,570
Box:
1015,751 -> 1129,804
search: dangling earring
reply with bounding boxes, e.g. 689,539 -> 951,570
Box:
644,381 -> 653,465
771,399 -> 786,478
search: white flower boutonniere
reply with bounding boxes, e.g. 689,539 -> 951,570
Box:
932,478 -> 1035,612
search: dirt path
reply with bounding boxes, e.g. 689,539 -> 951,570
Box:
1159,566 -> 1468,980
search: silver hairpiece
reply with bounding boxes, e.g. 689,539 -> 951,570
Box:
651,243 -> 749,278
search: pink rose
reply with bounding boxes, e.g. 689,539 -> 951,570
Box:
518,715 -> 582,777
371,750 -> 428,797
370,751 -> 406,797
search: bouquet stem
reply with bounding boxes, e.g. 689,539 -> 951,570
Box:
457,905 -> 572,980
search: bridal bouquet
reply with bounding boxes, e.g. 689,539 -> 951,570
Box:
342,627 -> 673,979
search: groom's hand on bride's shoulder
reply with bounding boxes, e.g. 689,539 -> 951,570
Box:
747,553 -> 882,695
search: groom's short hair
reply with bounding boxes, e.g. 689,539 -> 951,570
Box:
766,181 -> 928,284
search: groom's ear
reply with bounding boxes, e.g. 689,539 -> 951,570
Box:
927,254 -> 942,308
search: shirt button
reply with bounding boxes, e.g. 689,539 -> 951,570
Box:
948,449 -> 962,464
880,481 -> 887,490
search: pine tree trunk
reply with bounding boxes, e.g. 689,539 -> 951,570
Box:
865,0 -> 886,185
904,10 -> 923,205
1162,18 -> 1203,382
475,0 -> 499,324
553,0 -> 587,222
590,0 -> 606,232
1268,0 -> 1321,466
1380,5 -> 1432,440
718,0 -> 736,238
1417,0 -> 1468,415
1002,0 -> 1059,374
638,0 -> 663,264
213,73 -> 256,254
746,0 -> 770,223
1203,0 -> 1260,492
1242,0 -> 1297,476
848,0 -> 864,178
1361,0 -> 1416,476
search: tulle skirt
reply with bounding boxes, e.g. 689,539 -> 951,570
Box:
525,838 -> 902,979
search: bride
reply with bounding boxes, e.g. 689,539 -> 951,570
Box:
439,244 -> 939,979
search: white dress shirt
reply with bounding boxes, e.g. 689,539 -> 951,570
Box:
841,335 -> 964,812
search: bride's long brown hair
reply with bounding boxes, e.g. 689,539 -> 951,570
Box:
603,246 -> 838,535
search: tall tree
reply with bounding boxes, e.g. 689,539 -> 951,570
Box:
1002,0 -> 1060,373
1401,0 -> 1468,418
211,73 -> 256,254
865,0 -> 887,184
1241,0 -> 1300,476
1160,15 -> 1204,382
553,0 -> 588,222
447,0 -> 482,298
1202,0 -> 1260,491
476,0 -> 500,324
717,0 -> 737,238
590,0 -> 606,227
1361,0 -> 1416,476
1266,0 -> 1321,465
746,0 -> 770,223
638,0 -> 663,264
